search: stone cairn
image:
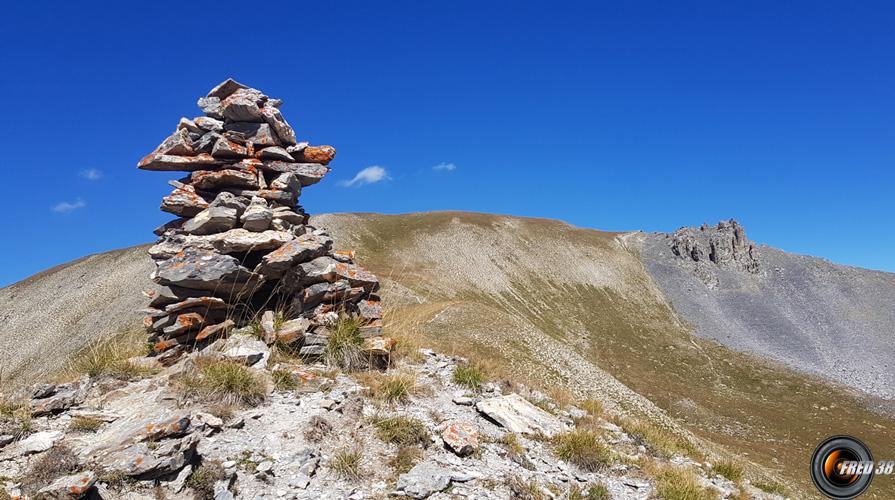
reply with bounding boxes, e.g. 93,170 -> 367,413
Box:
138,79 -> 390,365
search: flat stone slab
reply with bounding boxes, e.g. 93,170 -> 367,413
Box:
475,393 -> 566,437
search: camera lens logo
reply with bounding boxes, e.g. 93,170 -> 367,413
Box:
811,436 -> 874,499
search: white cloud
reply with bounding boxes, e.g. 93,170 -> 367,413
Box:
79,168 -> 102,181
340,166 -> 389,187
52,199 -> 86,213
433,162 -> 457,172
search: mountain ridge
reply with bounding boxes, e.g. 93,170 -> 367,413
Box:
2,211 -> 894,496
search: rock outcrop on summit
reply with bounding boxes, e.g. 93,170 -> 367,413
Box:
140,79 -> 390,364
669,219 -> 759,275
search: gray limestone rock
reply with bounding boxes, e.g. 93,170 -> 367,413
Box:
670,219 -> 758,273
155,247 -> 257,291
192,169 -> 258,190
177,117 -> 202,134
260,104 -> 297,145
220,334 -> 271,368
0,430 -> 62,460
257,233 -> 332,279
257,146 -> 294,162
224,122 -> 278,147
182,206 -> 238,235
270,171 -> 302,195
197,96 -> 223,119
160,184 -> 210,217
206,78 -> 249,100
240,197 -> 273,232
194,132 -> 221,154
138,153 -> 222,171
194,116 -> 224,132
260,161 -> 330,186
37,471 -> 96,499
221,88 -> 266,122
211,229 -> 294,254
153,128 -> 195,156
396,462 -> 453,499
475,393 -> 566,437
100,433 -> 199,480
211,138 -> 250,159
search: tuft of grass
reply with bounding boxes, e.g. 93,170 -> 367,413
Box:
506,475 -> 550,500
323,315 -> 366,370
70,415 -> 104,432
373,416 -> 430,447
187,461 -> 227,500
271,369 -> 299,391
330,446 -> 364,480
753,480 -> 787,496
357,371 -> 417,403
498,433 -> 535,470
175,358 -> 267,406
67,329 -> 153,380
0,399 -> 32,438
452,362 -> 486,390
568,483 -> 610,500
388,446 -> 423,475
712,459 -> 744,483
616,417 -> 701,460
498,433 -> 526,458
654,466 -> 717,500
20,445 -> 80,493
553,429 -> 612,472
578,399 -> 603,417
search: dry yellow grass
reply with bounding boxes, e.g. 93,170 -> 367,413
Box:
650,464 -> 718,500
355,371 -> 418,403
330,446 -> 364,480
65,328 -> 154,380
174,358 -> 267,406
552,429 -> 612,472
372,415 -> 430,447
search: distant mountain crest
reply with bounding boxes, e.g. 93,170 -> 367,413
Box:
669,219 -> 760,278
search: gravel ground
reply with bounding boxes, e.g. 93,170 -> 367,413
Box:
639,232 -> 895,403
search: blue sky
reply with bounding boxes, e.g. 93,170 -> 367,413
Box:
1,1 -> 893,286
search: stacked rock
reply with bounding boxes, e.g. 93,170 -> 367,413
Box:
138,79 -> 390,364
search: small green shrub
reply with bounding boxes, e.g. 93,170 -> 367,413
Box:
68,331 -> 153,380
713,459 -> 744,482
655,466 -> 717,500
553,429 -> 611,472
569,483 -> 610,500
323,315 -> 365,370
330,446 -> 364,480
0,399 -> 32,438
176,359 -> 267,406
578,399 -> 603,417
373,416 -> 430,447
388,446 -> 423,474
506,475 -> 549,500
452,362 -> 486,390
187,461 -> 227,500
70,416 -> 104,432
616,417 -> 701,459
271,369 -> 298,391
754,480 -> 787,496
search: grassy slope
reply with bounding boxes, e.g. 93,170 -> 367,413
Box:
315,211 -> 895,498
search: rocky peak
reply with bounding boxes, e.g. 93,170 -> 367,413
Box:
670,219 -> 759,274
